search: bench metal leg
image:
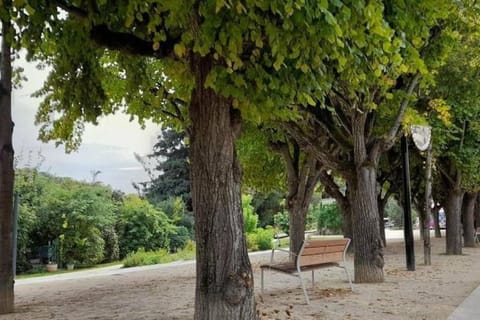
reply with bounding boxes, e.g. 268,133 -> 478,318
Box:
311,270 -> 315,287
298,273 -> 310,304
341,266 -> 353,291
261,268 -> 264,294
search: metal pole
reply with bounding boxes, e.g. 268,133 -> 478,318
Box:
12,193 -> 19,277
401,135 -> 415,271
424,141 -> 432,265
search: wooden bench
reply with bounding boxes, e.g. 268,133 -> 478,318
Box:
260,238 -> 353,304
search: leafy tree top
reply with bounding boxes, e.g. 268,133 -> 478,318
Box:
12,0 -> 448,150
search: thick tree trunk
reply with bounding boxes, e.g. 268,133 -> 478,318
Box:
287,201 -> 308,258
190,55 -> 255,320
445,188 -> 464,255
351,166 -> 384,283
462,192 -> 477,248
0,10 -> 15,314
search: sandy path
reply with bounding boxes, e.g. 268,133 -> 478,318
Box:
1,236 -> 480,320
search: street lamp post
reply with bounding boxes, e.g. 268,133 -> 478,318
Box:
401,135 -> 415,271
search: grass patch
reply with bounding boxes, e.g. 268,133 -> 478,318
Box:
123,241 -> 196,268
16,261 -> 122,279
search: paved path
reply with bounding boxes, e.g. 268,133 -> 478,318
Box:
448,283 -> 480,319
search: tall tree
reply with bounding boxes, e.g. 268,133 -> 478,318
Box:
138,128 -> 191,208
270,137 -> 321,257
283,0 -> 457,282
0,0 -> 15,313
428,32 -> 480,254
19,2 -> 353,318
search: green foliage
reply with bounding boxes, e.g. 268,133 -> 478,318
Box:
246,227 -> 275,252
251,191 -> 284,228
139,129 -> 191,207
123,241 -> 196,268
238,125 -> 285,193
273,211 -> 289,235
102,227 -> 120,263
386,200 -> 404,228
314,203 -> 343,235
242,194 -> 258,234
117,195 -> 175,258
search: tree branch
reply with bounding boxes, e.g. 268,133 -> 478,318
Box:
371,73 -> 421,161
90,24 -> 175,58
281,121 -> 349,174
54,0 -> 88,19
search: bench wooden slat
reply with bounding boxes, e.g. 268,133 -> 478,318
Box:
303,239 -> 348,248
299,251 -> 344,266
302,244 -> 345,255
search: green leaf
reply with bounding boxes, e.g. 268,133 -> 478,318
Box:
303,93 -> 316,106
174,43 -> 186,57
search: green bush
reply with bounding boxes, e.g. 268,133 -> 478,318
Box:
102,227 -> 120,263
123,241 -> 196,268
118,195 -> 175,258
243,194 -> 258,233
315,203 -> 343,235
169,226 -> 190,252
273,211 -> 289,234
246,227 -> 275,251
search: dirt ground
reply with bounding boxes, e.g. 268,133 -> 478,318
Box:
1,236 -> 480,320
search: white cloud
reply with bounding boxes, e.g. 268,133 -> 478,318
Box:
12,56 -> 160,193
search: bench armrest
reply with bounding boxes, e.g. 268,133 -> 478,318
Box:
270,234 -> 297,263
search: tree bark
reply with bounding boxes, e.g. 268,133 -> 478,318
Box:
445,187 -> 464,255
0,7 -> 15,314
462,192 -> 477,248
432,206 -> 442,238
377,193 -> 388,247
350,165 -> 384,283
286,155 -> 320,257
189,55 -> 255,320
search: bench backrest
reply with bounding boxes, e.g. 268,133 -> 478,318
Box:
297,238 -> 350,268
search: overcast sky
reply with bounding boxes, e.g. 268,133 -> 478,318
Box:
12,57 -> 160,194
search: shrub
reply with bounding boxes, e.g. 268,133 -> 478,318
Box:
315,203 -> 343,235
169,226 -> 190,252
255,227 -> 275,250
123,241 -> 196,268
273,211 -> 289,234
246,227 -> 275,251
243,194 -> 258,233
118,195 -> 175,258
102,227 -> 120,263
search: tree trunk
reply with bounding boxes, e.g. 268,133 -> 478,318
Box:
0,9 -> 15,314
432,206 -> 442,238
340,198 -> 353,246
462,192 -> 477,248
474,193 -> 480,230
445,188 -> 464,255
377,195 -> 387,247
286,156 -> 319,257
350,166 -> 384,283
287,201 -> 308,258
190,55 -> 255,320
418,207 -> 426,241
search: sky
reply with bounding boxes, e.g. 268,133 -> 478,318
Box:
12,57 -> 161,194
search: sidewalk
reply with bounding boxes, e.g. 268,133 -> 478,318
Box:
449,284 -> 480,319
